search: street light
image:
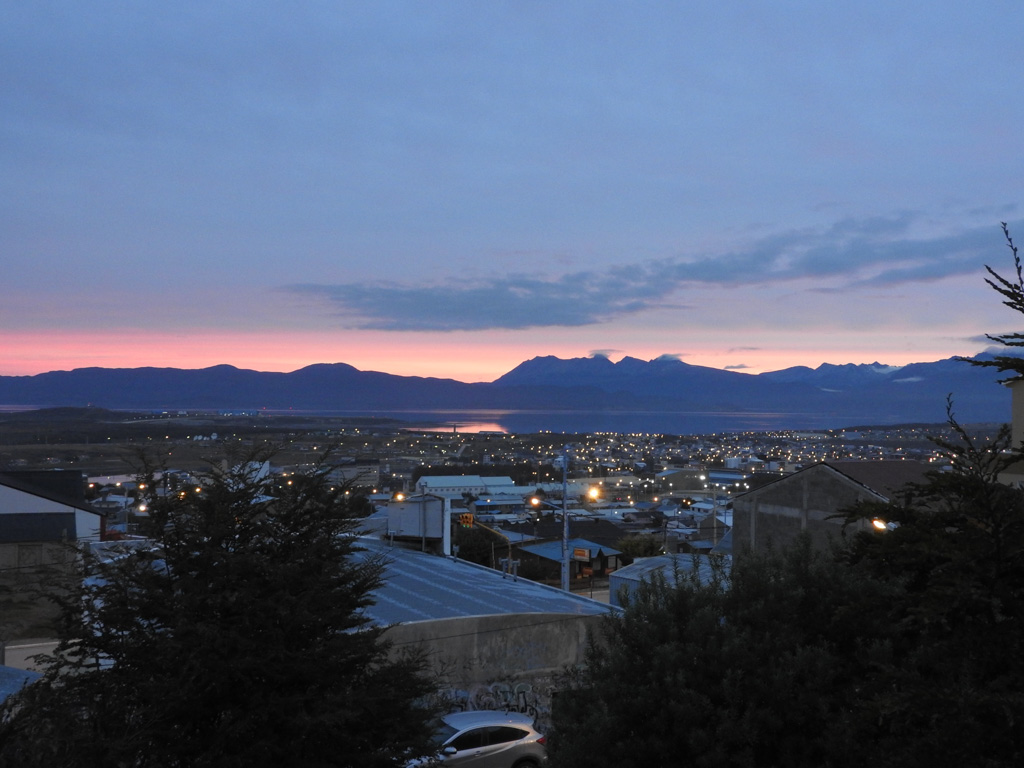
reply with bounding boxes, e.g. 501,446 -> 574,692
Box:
560,445 -> 570,591
529,445 -> 571,591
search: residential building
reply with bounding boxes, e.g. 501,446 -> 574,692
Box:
415,475 -> 517,497
731,460 -> 930,554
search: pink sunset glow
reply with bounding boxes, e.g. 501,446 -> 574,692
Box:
0,324 -> 992,384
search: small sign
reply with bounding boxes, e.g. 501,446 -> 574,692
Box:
573,547 -> 590,562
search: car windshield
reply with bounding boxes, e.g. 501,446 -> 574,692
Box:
429,722 -> 458,748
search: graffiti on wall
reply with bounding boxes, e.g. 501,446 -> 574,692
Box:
430,674 -> 557,732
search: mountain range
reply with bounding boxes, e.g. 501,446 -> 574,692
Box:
0,354 -> 1012,426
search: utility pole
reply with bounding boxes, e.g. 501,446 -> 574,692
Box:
561,444 -> 570,592
473,519 -> 518,581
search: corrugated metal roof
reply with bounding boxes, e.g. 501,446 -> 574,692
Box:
473,497 -> 526,508
825,460 -> 931,500
0,666 -> 40,703
520,538 -> 622,562
612,553 -> 715,582
352,539 -> 613,626
609,553 -> 726,608
737,460 -> 930,504
495,529 -> 539,543
0,471 -> 102,516
418,476 -> 516,489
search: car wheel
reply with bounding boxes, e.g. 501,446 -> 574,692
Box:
512,760 -> 539,768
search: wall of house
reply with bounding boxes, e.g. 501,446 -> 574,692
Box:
732,467 -> 875,553
74,508 -> 103,540
1,485 -> 63,518
0,482 -> 100,639
0,540 -> 73,585
386,497 -> 446,540
1001,380 -> 1024,486
1010,380 -> 1024,450
0,485 -> 102,544
328,462 -> 380,487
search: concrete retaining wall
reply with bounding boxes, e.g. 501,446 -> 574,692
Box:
384,611 -> 606,725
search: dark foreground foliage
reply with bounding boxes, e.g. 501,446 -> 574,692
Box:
962,222 -> 1024,382
838,413 -> 1024,768
549,540 -> 898,768
550,413 -> 1024,768
0,447 -> 439,767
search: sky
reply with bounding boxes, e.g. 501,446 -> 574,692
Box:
3,2 -> 1024,383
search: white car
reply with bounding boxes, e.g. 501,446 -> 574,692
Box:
418,710 -> 547,768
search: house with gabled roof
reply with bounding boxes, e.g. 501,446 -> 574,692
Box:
0,470 -> 105,549
518,537 -> 623,581
731,460 -> 931,554
1,470 -> 106,640
1000,379 -> 1024,485
414,475 -> 517,497
0,664 -> 39,703
609,552 -> 723,608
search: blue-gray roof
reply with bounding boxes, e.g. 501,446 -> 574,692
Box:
496,529 -> 539,544
609,553 -> 727,608
611,553 -> 720,585
353,539 -> 613,626
0,665 -> 40,703
520,538 -> 621,563
711,528 -> 733,555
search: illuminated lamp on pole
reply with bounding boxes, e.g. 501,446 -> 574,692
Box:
529,445 -> 571,591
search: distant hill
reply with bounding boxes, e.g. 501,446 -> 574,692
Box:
0,355 -> 1011,425
494,353 -> 1009,423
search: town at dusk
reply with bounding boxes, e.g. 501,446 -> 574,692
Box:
3,4 -> 1024,766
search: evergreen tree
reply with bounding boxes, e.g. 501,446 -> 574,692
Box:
548,542 -> 893,768
614,532 -> 663,560
839,412 -> 1024,768
549,416 -> 1024,768
0,448 -> 439,767
962,222 -> 1024,380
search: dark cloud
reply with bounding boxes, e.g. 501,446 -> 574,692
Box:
667,214 -> 1006,288
725,364 -> 752,370
289,267 -> 666,331
286,216 -> 1018,331
969,334 -> 1024,346
978,345 -> 1024,359
968,203 -> 1018,218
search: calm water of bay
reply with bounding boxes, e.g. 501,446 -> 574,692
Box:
303,409 -> 898,435
0,405 -> 918,435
